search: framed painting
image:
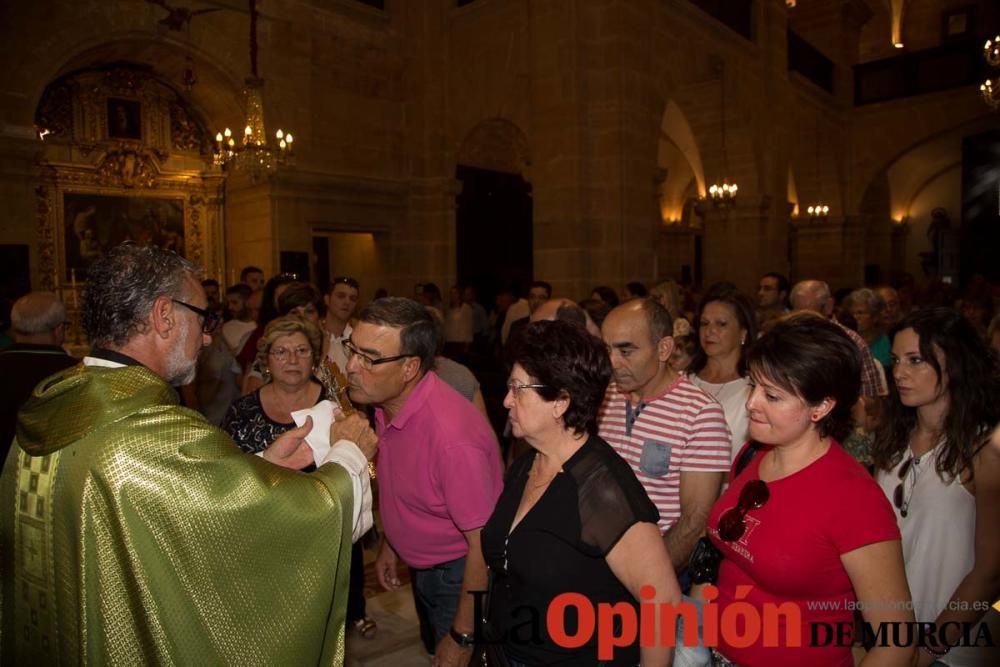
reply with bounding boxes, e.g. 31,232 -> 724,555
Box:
942,7 -> 975,42
63,193 -> 185,280
107,98 -> 142,140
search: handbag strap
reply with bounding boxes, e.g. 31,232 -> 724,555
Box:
733,442 -> 760,478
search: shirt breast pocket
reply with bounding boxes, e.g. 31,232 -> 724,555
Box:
639,440 -> 672,477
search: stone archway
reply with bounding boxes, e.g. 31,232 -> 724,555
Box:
31,60 -> 230,342
856,116 -> 998,286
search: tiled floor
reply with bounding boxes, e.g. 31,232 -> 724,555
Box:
344,582 -> 430,667
345,520 -> 428,667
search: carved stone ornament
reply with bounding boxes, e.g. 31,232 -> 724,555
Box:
36,185 -> 55,291
457,118 -> 531,175
170,101 -> 206,152
34,81 -> 75,140
97,148 -> 157,188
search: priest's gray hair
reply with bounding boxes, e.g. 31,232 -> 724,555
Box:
83,243 -> 201,348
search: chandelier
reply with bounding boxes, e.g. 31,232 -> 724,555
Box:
708,62 -> 738,209
982,35 -> 1000,110
214,0 -> 295,178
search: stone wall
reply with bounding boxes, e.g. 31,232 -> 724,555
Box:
0,0 -> 991,303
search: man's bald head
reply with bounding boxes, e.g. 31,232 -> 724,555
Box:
790,280 -> 833,318
12,291 -> 66,345
531,297 -> 574,323
530,297 -> 601,336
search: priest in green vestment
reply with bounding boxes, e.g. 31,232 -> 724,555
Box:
0,243 -> 377,666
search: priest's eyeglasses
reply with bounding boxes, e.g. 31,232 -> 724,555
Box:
172,299 -> 221,334
344,339 -> 416,370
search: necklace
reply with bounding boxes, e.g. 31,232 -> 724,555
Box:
527,467 -> 560,489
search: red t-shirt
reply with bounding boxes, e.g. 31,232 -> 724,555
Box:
707,442 -> 900,667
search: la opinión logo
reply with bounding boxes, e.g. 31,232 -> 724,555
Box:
468,586 -> 996,661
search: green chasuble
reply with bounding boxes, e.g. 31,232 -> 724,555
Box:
0,364 -> 354,666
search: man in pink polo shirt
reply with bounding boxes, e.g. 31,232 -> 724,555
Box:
345,297 -> 502,667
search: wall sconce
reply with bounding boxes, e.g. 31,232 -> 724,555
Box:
803,204 -> 830,221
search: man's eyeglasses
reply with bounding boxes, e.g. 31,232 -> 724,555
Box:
893,455 -> 917,518
343,339 -> 415,370
718,479 -> 770,542
172,299 -> 221,334
332,276 -> 360,290
270,345 -> 314,362
506,379 -> 548,398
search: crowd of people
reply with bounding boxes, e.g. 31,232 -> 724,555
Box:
1,244 -> 999,667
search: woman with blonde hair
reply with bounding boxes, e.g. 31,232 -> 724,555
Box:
651,280 -> 691,337
223,315 -> 329,454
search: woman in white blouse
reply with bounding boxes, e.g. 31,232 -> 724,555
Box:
688,283 -> 758,463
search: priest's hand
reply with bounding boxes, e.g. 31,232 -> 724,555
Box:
262,416 -> 315,469
331,410 -> 378,461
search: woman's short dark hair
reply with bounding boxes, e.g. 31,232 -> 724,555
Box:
278,282 -> 323,316
580,298 -> 611,327
625,281 -> 648,298
83,242 -> 200,348
872,307 -> 1000,481
509,320 -> 612,435
690,283 -> 758,376
591,285 -> 619,308
358,297 -> 441,373
259,274 -> 299,328
747,312 -> 860,442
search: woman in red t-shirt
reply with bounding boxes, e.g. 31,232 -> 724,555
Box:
706,313 -> 914,667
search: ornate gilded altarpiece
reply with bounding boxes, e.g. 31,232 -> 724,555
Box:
34,66 -> 225,344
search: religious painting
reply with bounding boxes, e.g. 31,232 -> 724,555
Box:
942,7 -> 974,41
63,193 -> 184,280
107,98 -> 142,140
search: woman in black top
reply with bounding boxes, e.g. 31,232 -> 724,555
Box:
482,320 -> 680,666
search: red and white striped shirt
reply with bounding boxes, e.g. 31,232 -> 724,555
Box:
597,375 -> 731,533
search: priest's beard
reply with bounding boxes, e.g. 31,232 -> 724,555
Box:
165,323 -> 198,386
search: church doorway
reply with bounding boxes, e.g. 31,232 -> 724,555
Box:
455,164 -> 533,310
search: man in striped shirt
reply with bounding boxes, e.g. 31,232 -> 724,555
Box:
597,298 -> 731,568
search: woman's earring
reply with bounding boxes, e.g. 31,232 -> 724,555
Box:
262,367 -> 272,382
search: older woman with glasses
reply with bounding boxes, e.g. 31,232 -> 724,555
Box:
706,313 -> 914,667
481,320 -> 680,667
223,315 -> 330,454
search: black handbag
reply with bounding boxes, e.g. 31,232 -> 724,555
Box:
477,620 -> 511,667
687,442 -> 760,585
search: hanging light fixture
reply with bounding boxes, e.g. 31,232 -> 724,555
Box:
981,36 -> 1000,110
214,0 -> 295,179
708,62 -> 738,209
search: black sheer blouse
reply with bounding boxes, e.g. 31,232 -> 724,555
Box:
481,434 -> 658,666
222,383 -> 329,454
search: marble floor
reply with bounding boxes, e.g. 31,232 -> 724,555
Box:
344,582 -> 430,667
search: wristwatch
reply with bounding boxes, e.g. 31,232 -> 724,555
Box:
449,626 -> 475,648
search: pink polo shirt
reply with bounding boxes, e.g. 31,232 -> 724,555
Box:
375,371 -> 503,569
